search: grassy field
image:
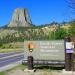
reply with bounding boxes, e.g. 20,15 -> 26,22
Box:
0,72 -> 5,75
0,49 -> 24,53
0,64 -> 64,75
0,65 -> 26,75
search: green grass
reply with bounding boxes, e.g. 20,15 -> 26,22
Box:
12,64 -> 26,70
0,72 -> 5,75
6,64 -> 26,72
0,48 -> 23,53
0,64 -> 65,75
0,65 -> 26,75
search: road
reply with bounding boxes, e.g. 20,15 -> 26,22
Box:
0,52 -> 24,71
0,51 -> 23,58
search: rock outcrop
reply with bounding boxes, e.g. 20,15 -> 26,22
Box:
8,8 -> 32,27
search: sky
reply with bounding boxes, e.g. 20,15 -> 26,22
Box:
0,0 -> 75,27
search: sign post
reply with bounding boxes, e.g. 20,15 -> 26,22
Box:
65,37 -> 74,71
28,56 -> 33,70
27,42 -> 34,70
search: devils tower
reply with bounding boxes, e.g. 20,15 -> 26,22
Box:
8,8 -> 32,27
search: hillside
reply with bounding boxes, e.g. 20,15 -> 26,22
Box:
0,8 -> 72,48
0,24 -> 70,41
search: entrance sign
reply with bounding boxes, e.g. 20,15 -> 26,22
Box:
23,37 -> 74,71
24,40 -> 65,61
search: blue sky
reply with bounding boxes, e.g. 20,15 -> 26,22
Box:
0,0 -> 75,26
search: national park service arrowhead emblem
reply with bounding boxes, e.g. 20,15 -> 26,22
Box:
28,42 -> 34,52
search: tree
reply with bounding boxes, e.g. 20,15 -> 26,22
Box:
66,0 -> 75,10
69,20 -> 75,36
55,27 -> 67,39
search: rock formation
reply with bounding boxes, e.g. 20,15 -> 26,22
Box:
8,8 -> 32,27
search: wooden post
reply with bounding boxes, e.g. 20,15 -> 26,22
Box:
65,37 -> 73,71
73,54 -> 75,71
28,56 -> 33,70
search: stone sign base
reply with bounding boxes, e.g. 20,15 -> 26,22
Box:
24,68 -> 36,73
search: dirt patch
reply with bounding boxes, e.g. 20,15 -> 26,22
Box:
6,68 -> 75,75
6,69 -> 25,75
